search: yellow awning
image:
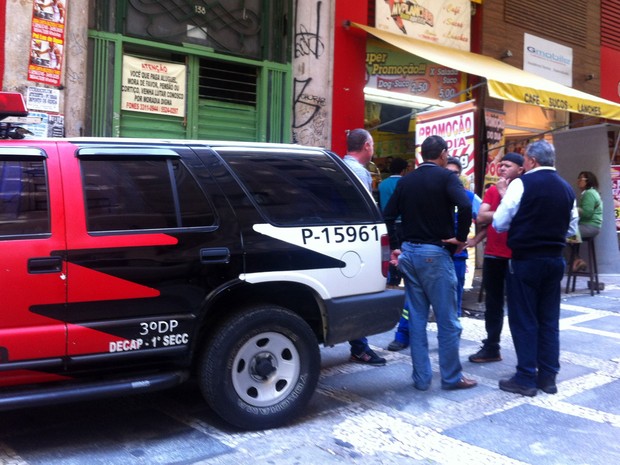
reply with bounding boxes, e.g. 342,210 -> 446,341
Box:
352,22 -> 620,120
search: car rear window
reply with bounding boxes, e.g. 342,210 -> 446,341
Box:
220,150 -> 375,225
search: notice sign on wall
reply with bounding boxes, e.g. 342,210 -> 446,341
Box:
121,56 -> 187,117
27,86 -> 60,112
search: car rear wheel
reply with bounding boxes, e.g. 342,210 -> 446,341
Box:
199,305 -> 320,430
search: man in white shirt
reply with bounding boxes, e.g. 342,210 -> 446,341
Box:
493,140 -> 578,397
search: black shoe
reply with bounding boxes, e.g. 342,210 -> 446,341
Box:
499,377 -> 537,397
468,347 -> 502,363
537,375 -> 558,394
350,348 -> 386,366
387,340 -> 409,351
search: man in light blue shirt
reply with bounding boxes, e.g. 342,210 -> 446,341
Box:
343,130 -> 374,192
341,128 -> 387,366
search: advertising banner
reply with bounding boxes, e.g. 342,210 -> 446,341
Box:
375,0 -> 471,51
366,39 -> 463,102
483,109 -> 506,188
121,56 -> 187,117
28,0 -> 66,87
611,166 -> 620,232
415,100 -> 475,189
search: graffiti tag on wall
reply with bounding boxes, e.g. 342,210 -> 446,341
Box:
292,0 -> 331,148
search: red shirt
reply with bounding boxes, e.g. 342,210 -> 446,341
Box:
483,185 -> 512,258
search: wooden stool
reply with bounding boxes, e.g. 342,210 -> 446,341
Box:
565,236 -> 600,296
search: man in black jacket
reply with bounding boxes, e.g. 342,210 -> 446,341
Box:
384,135 -> 476,391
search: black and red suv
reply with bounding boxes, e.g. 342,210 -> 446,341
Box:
0,138 -> 403,429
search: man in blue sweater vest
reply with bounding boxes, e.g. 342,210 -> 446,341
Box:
493,140 -> 579,397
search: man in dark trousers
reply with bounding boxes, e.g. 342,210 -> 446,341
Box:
468,152 -> 524,363
384,135 -> 477,391
493,140 -> 578,397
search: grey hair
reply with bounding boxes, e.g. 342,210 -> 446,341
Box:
525,140 -> 555,167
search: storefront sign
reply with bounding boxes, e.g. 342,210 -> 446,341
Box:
354,22 -> 620,120
415,100 -> 476,188
121,56 -> 187,117
366,39 -> 463,102
375,0 -> 471,51
611,166 -> 620,232
28,0 -> 66,87
523,33 -> 573,87
601,46 -> 620,104
27,86 -> 60,113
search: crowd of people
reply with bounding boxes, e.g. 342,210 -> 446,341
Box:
342,128 -> 587,397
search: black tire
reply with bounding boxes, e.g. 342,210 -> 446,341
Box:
199,305 -> 320,430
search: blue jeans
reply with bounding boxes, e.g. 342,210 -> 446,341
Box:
398,242 -> 463,389
506,257 -> 565,387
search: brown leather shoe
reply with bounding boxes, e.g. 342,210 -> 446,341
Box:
442,377 -> 478,390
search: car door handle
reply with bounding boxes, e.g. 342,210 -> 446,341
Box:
28,256 -> 63,274
200,247 -> 230,264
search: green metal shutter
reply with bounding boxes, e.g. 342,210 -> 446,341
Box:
195,59 -> 258,141
119,110 -> 187,139
196,99 -> 257,141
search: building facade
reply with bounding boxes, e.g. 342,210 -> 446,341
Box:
2,0 -> 294,143
1,1 -> 617,165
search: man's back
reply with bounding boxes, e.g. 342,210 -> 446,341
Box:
386,162 -> 472,250
378,175 -> 400,212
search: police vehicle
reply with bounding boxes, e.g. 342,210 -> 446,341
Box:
0,136 -> 403,429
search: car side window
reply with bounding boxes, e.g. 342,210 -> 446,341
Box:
0,159 -> 50,237
81,158 -> 215,232
222,151 -> 374,225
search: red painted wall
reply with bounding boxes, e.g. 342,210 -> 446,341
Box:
601,46 -> 620,104
331,0 -> 368,155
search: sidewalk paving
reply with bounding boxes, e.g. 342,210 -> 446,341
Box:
462,269 -> 620,317
303,271 -> 620,464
